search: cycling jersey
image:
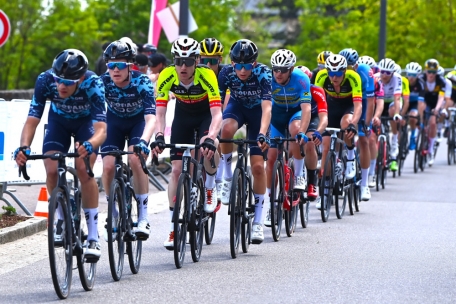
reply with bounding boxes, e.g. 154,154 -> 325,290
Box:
446,71 -> 456,89
444,77 -> 452,98
408,78 -> 425,103
28,69 -> 106,123
356,63 -> 375,99
310,85 -> 328,115
101,70 -> 156,118
374,76 -> 385,99
218,63 -> 272,108
271,68 -> 311,109
310,67 -> 320,85
315,69 -> 363,103
401,76 -> 410,98
156,65 -> 221,114
374,72 -> 402,103
418,73 -> 446,108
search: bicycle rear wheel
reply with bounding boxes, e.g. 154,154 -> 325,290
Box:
335,157 -> 347,219
173,174 -> 189,268
126,186 -> 142,274
241,166 -> 253,253
190,177 -> 205,262
107,180 -> 125,281
230,168 -> 243,258
48,187 -> 73,299
270,160 -> 284,241
320,153 -> 334,222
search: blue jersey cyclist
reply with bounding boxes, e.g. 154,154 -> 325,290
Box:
217,39 -> 272,244
15,49 -> 107,260
100,40 -> 156,240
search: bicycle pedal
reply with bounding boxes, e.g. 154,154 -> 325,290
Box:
136,234 -> 149,241
84,256 -> 99,264
123,232 -> 137,242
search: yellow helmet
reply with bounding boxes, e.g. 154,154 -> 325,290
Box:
200,38 -> 224,56
317,51 -> 333,65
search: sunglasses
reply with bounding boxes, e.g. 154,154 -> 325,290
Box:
106,62 -> 132,70
53,75 -> 79,86
174,57 -> 196,67
328,70 -> 345,77
234,63 -> 254,71
200,58 -> 219,65
380,70 -> 393,75
426,70 -> 437,74
272,67 -> 291,74
407,73 -> 418,78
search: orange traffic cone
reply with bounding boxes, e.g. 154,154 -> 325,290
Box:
34,187 -> 49,218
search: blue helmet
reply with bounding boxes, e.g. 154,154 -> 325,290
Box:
339,48 -> 359,66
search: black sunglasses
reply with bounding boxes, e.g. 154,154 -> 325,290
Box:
174,57 -> 196,67
200,58 -> 219,65
272,66 -> 291,74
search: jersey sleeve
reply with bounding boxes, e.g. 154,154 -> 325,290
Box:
401,77 -> 410,97
418,78 -> 425,102
218,66 -> 229,104
394,75 -> 403,97
155,66 -> 175,107
86,75 -> 107,123
298,73 -> 311,104
259,67 -> 272,101
358,64 -> 375,98
347,71 -> 363,102
445,79 -> 452,98
28,72 -> 51,119
138,74 -> 157,115
438,75 -> 446,96
310,85 -> 327,113
199,68 -> 221,108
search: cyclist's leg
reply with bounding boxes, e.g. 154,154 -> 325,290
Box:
388,103 -> 400,170
340,104 -> 356,178
427,105 -> 438,153
266,124 -> 283,195
304,115 -> 320,198
368,128 -> 378,186
357,98 -> 370,197
408,102 -> 419,150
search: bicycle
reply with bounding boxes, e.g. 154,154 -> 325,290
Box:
268,136 -> 304,240
152,131 -> 216,268
397,115 -> 410,177
19,150 -> 95,299
415,111 -> 435,172
447,107 -> 456,165
374,117 -> 393,190
319,128 -> 352,222
218,137 -> 258,259
100,147 -> 149,281
300,145 -> 322,227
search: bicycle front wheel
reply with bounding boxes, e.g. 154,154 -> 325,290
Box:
48,187 -> 73,299
126,186 -> 142,274
270,160 -> 284,241
448,126 -> 454,165
284,160 -> 297,237
229,168 -> 243,258
320,154 -> 334,222
241,166 -> 253,253
107,180 -> 125,281
173,174 -> 189,268
299,195 -> 309,228
190,177 -> 205,262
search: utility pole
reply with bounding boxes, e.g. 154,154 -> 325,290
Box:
378,0 -> 387,61
179,0 -> 189,37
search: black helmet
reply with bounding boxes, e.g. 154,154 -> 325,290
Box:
229,39 -> 258,64
143,43 -> 157,53
52,49 -> 88,80
103,40 -> 135,63
425,58 -> 439,70
200,38 -> 224,56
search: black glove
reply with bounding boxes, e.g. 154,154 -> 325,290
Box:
257,133 -> 270,146
201,138 -> 216,152
151,134 -> 165,151
346,123 -> 357,135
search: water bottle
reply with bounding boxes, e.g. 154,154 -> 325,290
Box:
191,186 -> 198,208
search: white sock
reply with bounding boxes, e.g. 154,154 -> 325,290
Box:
266,187 -> 271,197
84,208 -> 99,242
361,168 -> 369,187
369,159 -> 376,175
205,172 -> 216,189
392,134 -> 398,143
169,209 -> 174,231
136,194 -> 149,221
253,194 -> 264,224
293,158 -> 304,177
222,153 -> 233,180
215,154 -> 224,183
429,137 -> 436,152
347,148 -> 355,160
438,123 -> 443,132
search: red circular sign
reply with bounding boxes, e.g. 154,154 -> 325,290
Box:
0,10 -> 11,48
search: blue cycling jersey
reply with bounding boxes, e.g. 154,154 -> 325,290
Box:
357,63 -> 375,99
218,63 -> 272,109
272,68 -> 311,109
101,70 -> 156,118
28,69 -> 106,123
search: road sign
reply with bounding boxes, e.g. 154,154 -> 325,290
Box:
0,10 -> 11,48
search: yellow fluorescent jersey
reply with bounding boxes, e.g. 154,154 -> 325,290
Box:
401,76 -> 410,98
156,65 -> 221,114
315,69 -> 363,103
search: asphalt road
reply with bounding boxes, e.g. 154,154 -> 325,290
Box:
1,145 -> 456,303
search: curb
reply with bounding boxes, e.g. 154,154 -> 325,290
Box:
0,217 -> 47,245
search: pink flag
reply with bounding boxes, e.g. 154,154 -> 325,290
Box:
148,0 -> 169,47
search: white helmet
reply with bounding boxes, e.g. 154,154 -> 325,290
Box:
394,64 -> 402,75
171,37 -> 200,57
270,49 -> 296,68
405,62 -> 422,74
378,58 -> 396,72
357,56 -> 376,68
438,66 -> 445,76
325,54 -> 347,72
119,37 -> 138,56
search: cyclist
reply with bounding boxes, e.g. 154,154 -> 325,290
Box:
151,37 -> 221,249
437,66 -> 453,142
100,40 -> 156,240
417,59 -> 446,166
339,48 -> 375,200
375,58 -> 402,172
311,51 -> 332,84
14,49 -> 107,260
218,39 -> 272,244
315,54 -> 362,208
445,65 -> 456,105
404,62 -> 425,150
263,50 -> 312,226
395,64 -> 411,121
296,65 -> 328,200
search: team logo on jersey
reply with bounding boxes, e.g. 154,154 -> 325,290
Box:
272,88 -> 281,95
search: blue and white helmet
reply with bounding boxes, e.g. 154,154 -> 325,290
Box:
270,49 -> 296,68
378,58 -> 396,72
357,56 -> 377,68
339,48 -> 359,66
394,64 -> 402,75
405,62 -> 422,74
438,66 -> 445,76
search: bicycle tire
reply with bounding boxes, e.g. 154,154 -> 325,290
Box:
414,133 -> 420,173
126,187 -> 142,274
230,168 -> 243,258
336,182 -> 348,219
347,182 -> 355,215
284,160 -> 297,237
335,157 -> 347,219
48,187 -> 72,299
376,139 -> 383,191
299,195 -> 309,228
204,211 -> 216,245
420,130 -> 427,172
241,166 -> 253,253
320,153 -> 334,222
448,126 -> 454,165
190,176 -> 205,262
270,160 -> 284,241
74,190 -> 96,291
453,126 -> 456,164
173,174 -> 188,268
107,180 -> 125,281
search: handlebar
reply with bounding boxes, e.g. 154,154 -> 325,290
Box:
99,148 -> 149,175
269,137 -> 305,157
19,152 -> 94,181
218,138 -> 268,161
151,143 -> 216,168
